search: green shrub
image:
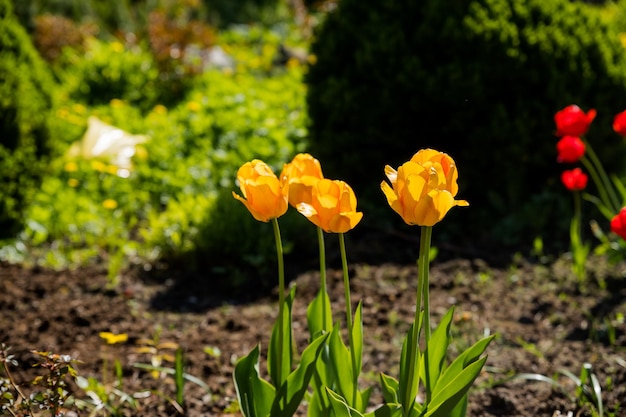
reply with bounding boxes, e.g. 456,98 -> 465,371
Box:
56,39 -> 165,112
305,0 -> 626,252
7,40 -> 310,293
0,0 -> 56,238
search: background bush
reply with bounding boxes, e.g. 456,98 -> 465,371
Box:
2,26 -> 311,293
0,0 -> 56,238
305,0 -> 626,255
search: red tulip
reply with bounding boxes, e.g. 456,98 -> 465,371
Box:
561,168 -> 588,191
556,136 -> 586,163
610,207 -> 626,240
554,105 -> 596,137
613,110 -> 626,136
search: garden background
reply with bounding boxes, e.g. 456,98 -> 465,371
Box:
0,0 -> 625,415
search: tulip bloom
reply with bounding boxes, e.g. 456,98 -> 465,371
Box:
554,105 -> 596,137
610,207 -> 626,240
381,149 -> 468,227
233,159 -> 288,222
280,153 -> 324,207
296,179 -> 363,233
561,168 -> 588,191
613,110 -> 626,136
556,136 -> 586,163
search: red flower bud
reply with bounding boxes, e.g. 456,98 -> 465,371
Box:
613,110 -> 626,136
554,105 -> 596,137
556,136 -> 586,163
561,168 -> 588,191
610,207 -> 626,240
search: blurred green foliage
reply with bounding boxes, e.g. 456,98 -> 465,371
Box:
305,0 -> 626,253
0,20 -> 311,293
0,0 -> 56,238
57,39 -> 163,112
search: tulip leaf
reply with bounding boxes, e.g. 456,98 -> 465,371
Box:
327,388 -> 365,417
364,403 -> 403,417
271,332 -> 329,417
398,321 -> 421,413
424,356 -> 488,417
432,334 -> 494,395
268,286 -> 296,387
351,301 -> 364,376
329,323 -> 356,402
307,287 -> 333,340
448,393 -> 468,417
379,373 -> 399,404
421,307 -> 454,392
233,345 -> 276,417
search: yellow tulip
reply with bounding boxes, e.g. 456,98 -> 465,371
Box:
233,159 -> 289,222
381,149 -> 468,226
297,179 -> 363,233
280,153 -> 324,207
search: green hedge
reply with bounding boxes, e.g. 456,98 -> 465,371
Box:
305,0 -> 626,252
0,0 -> 56,238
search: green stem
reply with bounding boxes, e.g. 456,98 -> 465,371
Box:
272,218 -> 286,387
403,226 -> 432,416
583,140 -> 621,213
317,226 -> 329,333
418,226 -> 433,403
339,233 -> 358,404
571,191 -> 585,281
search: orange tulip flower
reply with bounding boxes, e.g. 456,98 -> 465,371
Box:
381,149 -> 468,226
280,153 -> 324,207
232,159 -> 288,222
296,179 -> 363,233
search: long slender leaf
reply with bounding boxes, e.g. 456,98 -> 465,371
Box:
364,403 -> 403,417
271,332 -> 329,417
174,347 -> 185,407
233,345 -> 276,417
422,307 -> 454,390
268,286 -> 296,387
327,388 -> 365,417
425,357 -> 488,417
307,287 -> 333,341
433,335 -> 493,394
398,321 -> 421,414
379,373 -> 399,404
352,301 -> 364,376
329,323 -> 356,404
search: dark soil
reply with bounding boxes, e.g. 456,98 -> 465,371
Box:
1,254 -> 625,416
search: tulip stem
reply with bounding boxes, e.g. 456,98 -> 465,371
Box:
582,141 -> 621,213
317,226 -> 329,333
418,225 -> 432,402
339,232 -> 358,404
570,191 -> 587,282
272,218 -> 286,387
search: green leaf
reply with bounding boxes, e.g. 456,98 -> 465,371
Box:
425,356 -> 488,417
271,332 -> 329,417
233,345 -> 276,417
433,335 -> 494,394
327,389 -> 365,417
398,321 -> 421,413
352,301 -> 364,376
422,307 -> 454,391
307,287 -> 333,340
329,323 -> 354,400
379,373 -> 399,404
268,286 -> 296,387
364,403 -> 404,417
448,393 -> 468,417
